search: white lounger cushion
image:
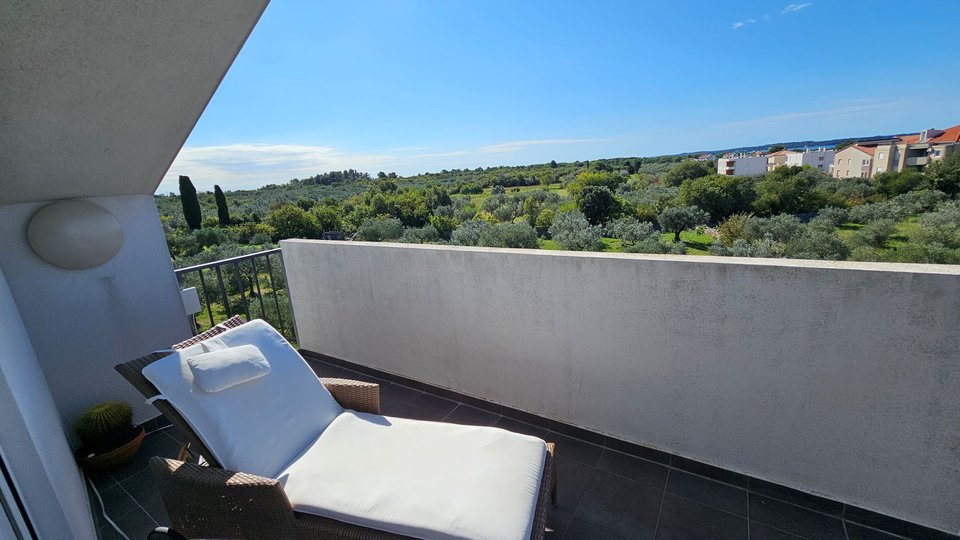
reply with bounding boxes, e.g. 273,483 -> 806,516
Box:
143,320 -> 343,478
278,411 -> 547,540
186,344 -> 271,393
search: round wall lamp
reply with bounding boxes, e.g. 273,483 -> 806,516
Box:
27,200 -> 124,270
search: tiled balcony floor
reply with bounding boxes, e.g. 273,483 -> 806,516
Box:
89,357 -> 953,540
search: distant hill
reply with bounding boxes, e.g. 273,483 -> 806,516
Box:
693,133 -> 915,156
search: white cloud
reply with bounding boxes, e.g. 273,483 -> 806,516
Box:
781,3 -> 812,14
717,102 -> 897,130
157,138 -> 608,193
732,18 -> 756,29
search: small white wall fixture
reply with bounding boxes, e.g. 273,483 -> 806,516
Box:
27,200 -> 123,269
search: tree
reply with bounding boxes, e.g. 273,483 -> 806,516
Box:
567,171 -> 624,195
927,149 -> 960,196
753,166 -> 823,216
311,205 -> 343,232
548,211 -> 603,251
576,185 -> 621,225
768,144 -> 786,153
356,218 -> 403,241
451,219 -> 491,246
658,206 -> 709,243
874,169 -> 926,197
263,204 -> 319,240
179,175 -> 202,230
662,160 -> 713,187
605,217 -> 658,245
717,213 -> 756,246
677,174 -> 755,222
214,185 -> 231,226
549,160 -> 558,169
479,223 -> 539,248
535,208 -> 555,236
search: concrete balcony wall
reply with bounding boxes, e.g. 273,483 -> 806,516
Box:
282,240 -> 960,533
0,195 -> 191,428
0,268 -> 96,539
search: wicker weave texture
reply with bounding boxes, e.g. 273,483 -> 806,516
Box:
319,378 -> 381,414
116,316 -> 554,539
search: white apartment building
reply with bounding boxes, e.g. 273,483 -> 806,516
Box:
785,148 -> 834,172
717,153 -> 767,176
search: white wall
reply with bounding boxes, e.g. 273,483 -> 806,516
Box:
0,268 -> 97,539
282,241 -> 960,534
718,155 -> 767,176
786,150 -> 835,173
0,195 -> 191,427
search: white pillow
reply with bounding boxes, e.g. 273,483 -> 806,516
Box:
186,344 -> 271,393
143,320 -> 343,478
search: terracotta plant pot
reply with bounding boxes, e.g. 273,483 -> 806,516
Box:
76,425 -> 145,471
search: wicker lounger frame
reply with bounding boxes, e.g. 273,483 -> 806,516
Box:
115,316 -> 557,539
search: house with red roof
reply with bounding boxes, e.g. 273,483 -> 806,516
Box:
831,124 -> 960,179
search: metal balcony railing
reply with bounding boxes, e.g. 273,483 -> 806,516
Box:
174,248 -> 297,343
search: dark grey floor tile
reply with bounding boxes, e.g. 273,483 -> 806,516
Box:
596,449 -> 668,490
406,391 -> 457,417
140,494 -> 170,526
565,517 -> 632,540
666,470 -> 747,517
114,507 -> 158,539
547,431 -> 603,467
554,457 -> 594,514
113,433 -> 181,482
307,361 -> 359,379
749,478 -> 843,516
670,455 -> 749,488
655,493 -> 747,540
87,469 -> 117,491
575,469 -> 663,539
604,437 -> 671,465
380,383 -> 423,404
442,404 -> 501,426
749,521 -> 805,539
749,494 -> 845,540
98,524 -> 127,540
119,468 -> 161,507
382,400 -> 448,422
845,522 -> 904,540
496,416 -> 549,439
96,484 -> 139,520
844,506 -> 957,540
547,506 -> 574,538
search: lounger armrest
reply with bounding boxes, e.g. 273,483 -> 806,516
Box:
150,457 -> 296,538
320,377 -> 381,414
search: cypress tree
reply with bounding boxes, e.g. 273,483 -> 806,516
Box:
179,175 -> 202,230
214,184 -> 231,226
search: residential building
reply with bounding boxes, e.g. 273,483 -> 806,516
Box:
833,145 -> 876,178
785,148 -> 834,172
717,153 -> 767,175
832,125 -> 960,178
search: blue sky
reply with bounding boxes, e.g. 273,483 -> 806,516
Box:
160,1 -> 960,193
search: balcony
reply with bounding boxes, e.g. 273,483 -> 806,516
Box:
3,3 -> 960,539
905,156 -> 929,167
262,240 -> 957,539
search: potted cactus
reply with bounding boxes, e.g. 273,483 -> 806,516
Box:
74,401 -> 145,471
